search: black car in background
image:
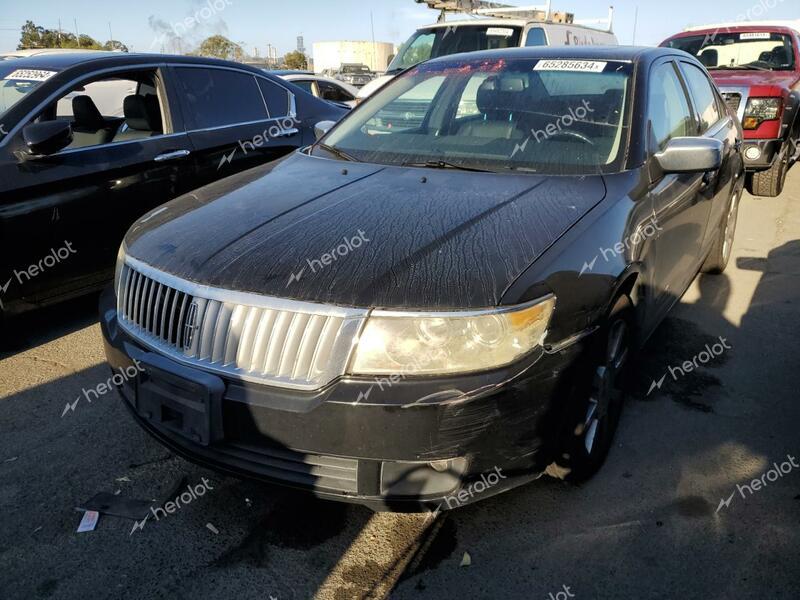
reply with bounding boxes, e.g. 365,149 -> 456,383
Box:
0,53 -> 345,321
102,46 -> 744,510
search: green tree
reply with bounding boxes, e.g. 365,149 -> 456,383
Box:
197,35 -> 240,60
17,20 -> 125,51
284,50 -> 308,70
103,40 -> 129,52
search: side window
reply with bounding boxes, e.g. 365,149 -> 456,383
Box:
175,67 -> 267,129
680,62 -> 723,132
318,81 -> 354,102
291,79 -> 315,94
257,78 -> 290,118
36,70 -> 166,150
648,62 -> 694,150
525,28 -> 547,47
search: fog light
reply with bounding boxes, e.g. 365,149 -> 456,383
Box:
381,458 -> 468,496
745,146 -> 762,161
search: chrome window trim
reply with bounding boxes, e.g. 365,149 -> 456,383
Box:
43,132 -> 188,157
0,61 -> 168,148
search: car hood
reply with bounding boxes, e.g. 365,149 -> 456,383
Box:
710,70 -> 800,90
124,152 -> 606,309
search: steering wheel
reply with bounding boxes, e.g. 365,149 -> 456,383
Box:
547,130 -> 595,146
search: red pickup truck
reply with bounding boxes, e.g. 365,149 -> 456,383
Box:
662,24 -> 800,197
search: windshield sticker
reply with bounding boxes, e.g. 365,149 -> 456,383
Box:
534,60 -> 607,73
4,69 -> 57,82
739,32 -> 772,40
486,27 -> 514,37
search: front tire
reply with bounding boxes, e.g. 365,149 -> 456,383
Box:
748,154 -> 788,197
549,295 -> 633,482
701,188 -> 740,274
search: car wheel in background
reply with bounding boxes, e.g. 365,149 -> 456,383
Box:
748,154 -> 788,197
702,189 -> 740,274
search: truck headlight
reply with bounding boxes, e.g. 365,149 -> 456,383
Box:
349,295 -> 555,376
114,241 -> 127,296
743,97 -> 782,129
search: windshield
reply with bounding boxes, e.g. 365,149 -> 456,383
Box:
0,65 -> 57,122
666,32 -> 796,71
341,65 -> 370,73
320,57 -> 632,175
388,25 -> 523,72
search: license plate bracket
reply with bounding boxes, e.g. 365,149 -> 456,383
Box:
135,352 -> 225,446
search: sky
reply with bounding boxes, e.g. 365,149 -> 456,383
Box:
0,0 -> 797,56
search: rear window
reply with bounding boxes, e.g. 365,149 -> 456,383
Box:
175,67 -> 267,129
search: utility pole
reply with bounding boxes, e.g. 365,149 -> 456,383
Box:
108,22 -> 113,44
370,11 -> 377,71
74,18 -> 79,45
632,6 -> 639,45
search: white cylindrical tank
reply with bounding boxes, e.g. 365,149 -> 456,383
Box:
312,41 -> 396,74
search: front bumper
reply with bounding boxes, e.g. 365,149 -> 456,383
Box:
741,138 -> 784,171
99,287 -> 593,511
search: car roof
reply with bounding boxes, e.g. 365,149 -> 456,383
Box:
424,45 -> 674,65
0,52 -> 266,72
418,18 -> 615,35
680,22 -> 800,36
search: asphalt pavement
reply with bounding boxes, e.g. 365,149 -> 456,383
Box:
1,169 -> 799,600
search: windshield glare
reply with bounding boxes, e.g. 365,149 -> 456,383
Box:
388,25 -> 523,72
667,32 -> 796,71
321,58 -> 632,175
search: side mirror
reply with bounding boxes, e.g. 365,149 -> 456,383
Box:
654,137 -> 724,174
314,120 -> 336,141
23,121 -> 73,156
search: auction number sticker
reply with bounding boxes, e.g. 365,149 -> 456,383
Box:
486,27 -> 515,37
3,69 -> 57,82
534,60 -> 607,73
740,32 -> 772,40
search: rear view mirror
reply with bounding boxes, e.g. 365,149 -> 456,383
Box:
314,120 -> 336,141
655,137 -> 724,173
23,121 -> 73,156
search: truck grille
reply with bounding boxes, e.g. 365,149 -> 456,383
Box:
116,258 -> 367,390
722,92 -> 742,113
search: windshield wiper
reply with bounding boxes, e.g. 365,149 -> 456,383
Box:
401,160 -> 494,173
317,143 -> 358,162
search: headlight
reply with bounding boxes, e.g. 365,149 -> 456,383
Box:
114,241 -> 127,296
349,295 -> 555,376
743,97 -> 782,129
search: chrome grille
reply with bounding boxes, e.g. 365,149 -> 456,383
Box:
722,92 -> 742,113
117,257 -> 368,390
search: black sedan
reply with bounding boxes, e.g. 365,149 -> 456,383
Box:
0,52 -> 345,322
100,46 -> 744,510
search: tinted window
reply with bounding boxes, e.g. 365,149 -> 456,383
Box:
525,28 -> 547,47
680,62 -> 722,131
175,67 -> 266,129
318,80 -> 354,102
291,79 -> 314,94
648,62 -> 693,149
257,78 -> 290,118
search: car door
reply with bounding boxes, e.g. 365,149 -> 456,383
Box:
678,60 -> 741,254
171,65 -> 302,185
645,59 -> 713,325
0,64 -> 194,309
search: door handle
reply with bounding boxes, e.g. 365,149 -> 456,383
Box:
273,128 -> 299,138
154,149 -> 191,162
